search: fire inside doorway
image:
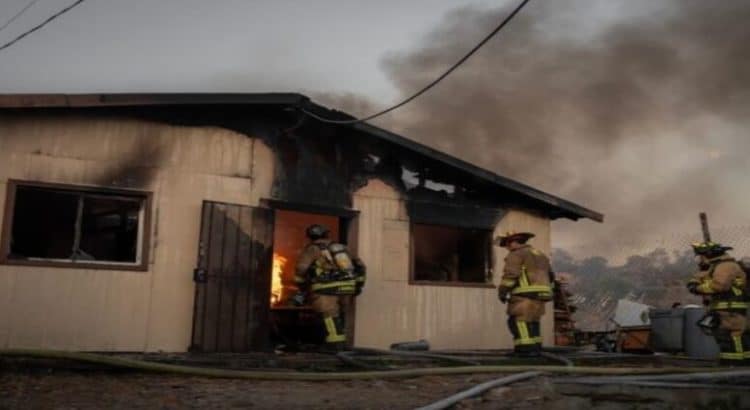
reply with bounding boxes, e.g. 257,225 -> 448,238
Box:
269,209 -> 352,349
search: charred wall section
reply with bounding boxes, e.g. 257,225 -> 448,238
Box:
8,104 -> 557,225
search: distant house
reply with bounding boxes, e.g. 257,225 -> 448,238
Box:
0,93 -> 602,352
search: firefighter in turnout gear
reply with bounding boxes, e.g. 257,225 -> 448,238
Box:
294,224 -> 366,350
496,231 -> 553,357
687,241 -> 750,365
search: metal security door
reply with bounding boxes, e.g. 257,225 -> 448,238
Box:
190,201 -> 274,352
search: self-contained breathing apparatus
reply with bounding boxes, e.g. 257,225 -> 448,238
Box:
320,243 -> 356,278
307,242 -> 364,295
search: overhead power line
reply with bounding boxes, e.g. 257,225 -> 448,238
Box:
0,0 -> 86,53
301,0 -> 531,125
0,0 -> 41,34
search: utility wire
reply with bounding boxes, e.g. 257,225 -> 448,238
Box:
0,0 -> 41,34
0,0 -> 86,53
301,0 -> 531,125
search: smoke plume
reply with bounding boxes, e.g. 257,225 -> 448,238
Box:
320,0 -> 750,259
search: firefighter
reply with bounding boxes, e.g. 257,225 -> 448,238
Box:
294,224 -> 366,350
496,231 -> 553,357
687,241 -> 749,365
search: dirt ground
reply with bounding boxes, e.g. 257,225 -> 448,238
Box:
2,369 -> 747,410
0,370 -> 497,410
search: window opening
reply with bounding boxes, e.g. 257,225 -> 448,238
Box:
412,223 -> 492,284
5,184 -> 147,266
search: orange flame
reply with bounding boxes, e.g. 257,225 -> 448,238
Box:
271,253 -> 287,306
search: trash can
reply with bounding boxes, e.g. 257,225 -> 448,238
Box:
683,306 -> 720,359
648,308 -> 684,352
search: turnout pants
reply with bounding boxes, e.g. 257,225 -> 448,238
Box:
507,296 -> 545,353
713,310 -> 750,365
311,294 -> 349,344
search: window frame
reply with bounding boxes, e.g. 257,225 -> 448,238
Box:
408,222 -> 495,288
1,180 -> 153,272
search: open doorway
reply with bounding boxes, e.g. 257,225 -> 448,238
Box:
269,208 -> 354,348
190,200 -> 358,353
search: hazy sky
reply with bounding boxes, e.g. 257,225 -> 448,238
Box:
0,0 -> 631,99
0,0 -> 506,99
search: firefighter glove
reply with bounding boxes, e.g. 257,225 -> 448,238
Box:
291,292 -> 306,306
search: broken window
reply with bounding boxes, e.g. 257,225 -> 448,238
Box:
1,182 -> 150,269
412,223 -> 492,285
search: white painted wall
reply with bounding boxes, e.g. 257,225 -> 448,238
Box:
0,115 -> 274,351
352,180 -> 553,349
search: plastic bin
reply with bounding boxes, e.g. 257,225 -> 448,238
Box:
683,307 -> 720,359
648,308 -> 684,352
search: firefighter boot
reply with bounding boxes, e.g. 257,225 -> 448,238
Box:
333,316 -> 348,351
529,321 -> 543,356
322,315 -> 347,352
716,330 -> 744,366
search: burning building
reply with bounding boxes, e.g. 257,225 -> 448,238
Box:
0,93 -> 601,352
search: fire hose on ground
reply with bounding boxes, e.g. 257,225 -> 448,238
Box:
416,369 -> 750,410
552,370 -> 750,391
0,348 -> 729,381
415,371 -> 542,410
334,347 -> 572,369
336,347 -> 482,368
555,369 -> 750,384
334,348 -> 568,370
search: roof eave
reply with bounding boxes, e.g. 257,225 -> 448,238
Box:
0,93 -> 604,222
0,93 -> 308,108
350,121 -> 604,223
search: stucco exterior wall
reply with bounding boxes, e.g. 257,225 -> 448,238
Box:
352,180 -> 553,349
0,115 -> 274,351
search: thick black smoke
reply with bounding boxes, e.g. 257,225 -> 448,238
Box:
320,0 -> 750,256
